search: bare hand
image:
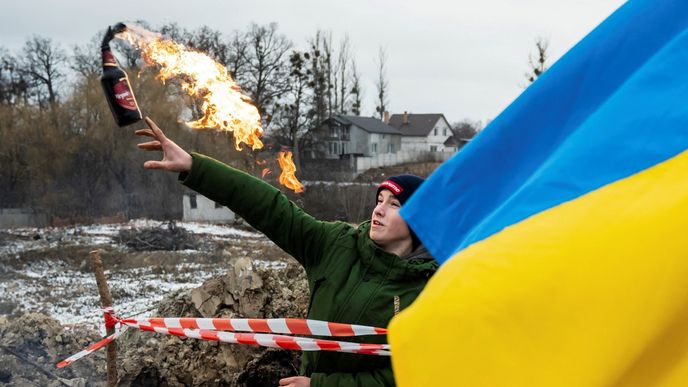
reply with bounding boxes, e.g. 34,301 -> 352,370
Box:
136,117 -> 192,172
278,376 -> 310,387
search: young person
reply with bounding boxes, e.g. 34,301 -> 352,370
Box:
136,117 -> 437,387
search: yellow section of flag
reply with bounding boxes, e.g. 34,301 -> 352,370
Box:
389,149 -> 688,387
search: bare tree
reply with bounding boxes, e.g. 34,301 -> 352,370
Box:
271,50 -> 312,167
0,106 -> 29,206
0,47 -> 12,104
71,33 -> 103,78
243,23 -> 292,126
188,26 -> 232,67
320,31 -> 335,118
333,35 -> 352,114
160,23 -> 233,68
374,47 -> 389,120
306,31 -> 354,117
0,49 -> 31,105
452,119 -> 482,139
306,31 -> 329,128
350,58 -> 363,116
19,36 -> 67,106
525,37 -> 549,84
226,31 -> 250,81
159,22 -> 191,44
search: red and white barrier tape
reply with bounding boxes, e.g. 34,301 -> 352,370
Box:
56,308 -> 389,368
121,316 -> 387,336
57,329 -> 123,368
130,322 -> 390,355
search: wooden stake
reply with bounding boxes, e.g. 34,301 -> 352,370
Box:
90,249 -> 117,387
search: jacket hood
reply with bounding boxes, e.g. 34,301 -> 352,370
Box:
357,220 -> 438,280
403,245 -> 433,261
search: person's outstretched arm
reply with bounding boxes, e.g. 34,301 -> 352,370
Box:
136,117 -> 346,270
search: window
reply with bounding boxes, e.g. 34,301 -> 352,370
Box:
382,134 -> 386,139
443,128 -> 447,136
330,125 -> 338,138
189,193 -> 197,209
434,128 -> 438,136
343,142 -> 349,154
329,142 -> 337,155
372,143 -> 378,153
388,143 -> 394,153
430,145 -> 438,152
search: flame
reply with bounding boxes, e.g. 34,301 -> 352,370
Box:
119,26 -> 263,151
116,24 -> 304,193
262,168 -> 272,178
277,152 -> 304,193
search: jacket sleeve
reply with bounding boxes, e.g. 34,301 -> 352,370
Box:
180,152 -> 344,271
310,367 -> 395,387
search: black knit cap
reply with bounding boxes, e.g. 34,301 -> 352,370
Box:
376,174 -> 425,206
376,174 -> 425,249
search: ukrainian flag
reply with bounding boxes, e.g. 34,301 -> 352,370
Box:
389,1 -> 688,386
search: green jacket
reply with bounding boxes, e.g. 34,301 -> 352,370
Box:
180,153 -> 438,387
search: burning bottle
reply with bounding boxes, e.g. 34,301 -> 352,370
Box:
100,23 -> 142,127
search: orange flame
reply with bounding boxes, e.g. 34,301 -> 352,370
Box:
277,152 -> 304,193
119,26 -> 263,151
262,168 -> 272,178
116,25 -> 304,193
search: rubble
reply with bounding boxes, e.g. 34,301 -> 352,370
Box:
0,220 -> 309,385
0,313 -> 106,387
116,256 -> 309,386
0,257 -> 309,386
117,221 -> 198,251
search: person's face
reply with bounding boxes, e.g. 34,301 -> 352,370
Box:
369,189 -> 412,248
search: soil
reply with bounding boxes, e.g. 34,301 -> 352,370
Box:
0,220 -> 310,386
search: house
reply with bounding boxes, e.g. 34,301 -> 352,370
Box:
387,112 -> 454,152
312,115 -> 402,159
182,192 -> 235,223
443,134 -> 471,152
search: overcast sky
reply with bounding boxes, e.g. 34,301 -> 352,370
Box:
1,0 -> 625,124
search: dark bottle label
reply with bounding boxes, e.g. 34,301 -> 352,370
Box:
102,50 -> 117,67
113,78 -> 138,111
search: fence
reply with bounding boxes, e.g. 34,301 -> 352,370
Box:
0,208 -> 49,229
300,150 -> 455,181
354,151 -> 454,173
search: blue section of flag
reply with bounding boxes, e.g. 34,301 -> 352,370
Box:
401,0 -> 688,264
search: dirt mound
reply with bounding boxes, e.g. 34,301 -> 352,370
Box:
1,255 -> 309,386
0,313 -> 106,386
116,256 -> 309,386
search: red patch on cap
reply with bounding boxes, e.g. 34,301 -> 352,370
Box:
379,180 -> 403,195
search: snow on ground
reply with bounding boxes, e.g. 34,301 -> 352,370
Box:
0,219 -> 285,329
0,219 -> 261,255
2,260 -> 215,328
178,221 -> 261,238
1,257 -> 284,329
